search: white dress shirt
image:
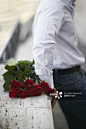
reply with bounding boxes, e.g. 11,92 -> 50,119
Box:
32,0 -> 85,89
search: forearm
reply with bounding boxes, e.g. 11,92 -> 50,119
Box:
33,44 -> 54,89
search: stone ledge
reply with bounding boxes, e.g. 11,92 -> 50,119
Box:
0,94 -> 54,129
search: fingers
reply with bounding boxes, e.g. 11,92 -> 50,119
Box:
51,99 -> 57,109
49,92 -> 58,99
49,87 -> 58,109
50,94 -> 58,100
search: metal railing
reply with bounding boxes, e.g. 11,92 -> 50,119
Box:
0,21 -> 20,63
0,16 -> 34,63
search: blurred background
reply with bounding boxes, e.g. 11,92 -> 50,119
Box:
0,0 -> 86,129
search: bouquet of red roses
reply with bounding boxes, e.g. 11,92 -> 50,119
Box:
9,79 -> 55,99
2,60 -> 55,99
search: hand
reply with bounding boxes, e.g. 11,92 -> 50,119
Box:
51,98 -> 57,109
49,87 -> 58,109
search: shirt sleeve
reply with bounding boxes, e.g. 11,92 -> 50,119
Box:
33,1 -> 64,89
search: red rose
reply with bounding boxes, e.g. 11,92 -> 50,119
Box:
40,81 -> 49,95
48,88 -> 56,96
9,90 -> 17,98
28,88 -> 35,96
9,89 -> 26,98
16,89 -> 22,98
23,79 -> 33,89
26,90 -> 31,97
20,90 -> 26,99
33,84 -> 42,96
11,80 -> 22,90
28,87 -> 35,96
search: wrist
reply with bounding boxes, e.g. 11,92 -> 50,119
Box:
53,87 -> 57,92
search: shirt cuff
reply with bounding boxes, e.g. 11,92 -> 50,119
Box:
39,73 -> 54,89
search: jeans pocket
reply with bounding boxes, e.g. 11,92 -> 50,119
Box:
71,70 -> 86,91
53,69 -> 86,92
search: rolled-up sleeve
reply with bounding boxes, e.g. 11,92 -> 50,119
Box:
33,1 -> 64,88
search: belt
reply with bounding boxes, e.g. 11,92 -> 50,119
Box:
53,65 -> 81,75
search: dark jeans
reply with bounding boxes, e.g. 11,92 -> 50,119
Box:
53,68 -> 86,129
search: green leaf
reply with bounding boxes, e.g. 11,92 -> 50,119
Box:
32,73 -> 37,80
13,69 -> 23,78
32,59 -> 35,64
2,71 -> 11,77
16,60 -> 30,66
4,86 -> 11,92
5,65 -> 16,71
18,73 -> 24,80
25,65 -> 29,70
24,69 -> 30,73
16,65 -> 20,70
3,81 -> 11,89
4,74 -> 14,82
18,63 -> 25,71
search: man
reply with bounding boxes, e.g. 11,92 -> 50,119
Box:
32,0 -> 86,128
